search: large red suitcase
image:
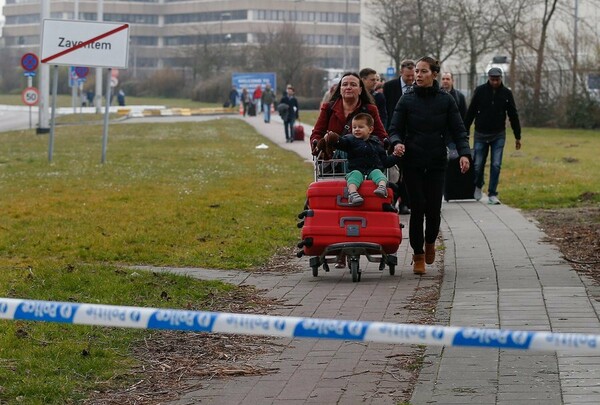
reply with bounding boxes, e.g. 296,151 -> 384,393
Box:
301,209 -> 401,256
307,180 -> 394,211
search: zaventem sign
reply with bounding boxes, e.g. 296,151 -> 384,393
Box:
40,19 -> 129,69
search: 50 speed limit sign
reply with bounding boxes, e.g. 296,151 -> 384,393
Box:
22,87 -> 40,106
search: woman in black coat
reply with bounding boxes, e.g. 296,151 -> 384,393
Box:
388,56 -> 471,274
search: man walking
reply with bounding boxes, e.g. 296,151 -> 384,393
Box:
465,67 -> 522,205
440,72 -> 466,121
383,59 -> 415,215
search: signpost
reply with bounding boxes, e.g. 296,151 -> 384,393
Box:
40,19 -> 130,163
21,53 -> 39,129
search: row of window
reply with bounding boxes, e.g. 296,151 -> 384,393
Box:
255,9 -> 359,24
5,9 -> 358,26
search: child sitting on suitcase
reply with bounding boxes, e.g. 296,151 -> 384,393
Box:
317,113 -> 399,205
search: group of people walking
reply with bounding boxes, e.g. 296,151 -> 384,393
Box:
310,57 -> 522,274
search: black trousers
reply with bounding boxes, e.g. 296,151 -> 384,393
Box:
403,166 -> 446,254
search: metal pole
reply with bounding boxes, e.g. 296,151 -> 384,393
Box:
37,0 -> 50,133
95,0 -> 104,114
572,0 -> 578,96
101,68 -> 112,164
48,65 -> 59,162
71,0 -> 79,113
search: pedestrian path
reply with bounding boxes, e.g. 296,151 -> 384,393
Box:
139,115 -> 600,404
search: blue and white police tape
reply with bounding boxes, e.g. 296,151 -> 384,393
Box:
0,297 -> 597,352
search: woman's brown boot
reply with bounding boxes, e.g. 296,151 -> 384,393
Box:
413,254 -> 426,274
425,243 -> 436,264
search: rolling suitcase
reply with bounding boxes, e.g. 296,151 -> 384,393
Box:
300,209 -> 402,256
248,102 -> 256,116
306,180 -> 394,212
444,155 -> 475,201
293,124 -> 305,141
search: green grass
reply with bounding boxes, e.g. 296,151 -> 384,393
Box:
497,127 -> 600,209
0,118 -> 313,404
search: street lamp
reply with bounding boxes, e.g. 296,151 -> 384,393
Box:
220,12 -> 231,43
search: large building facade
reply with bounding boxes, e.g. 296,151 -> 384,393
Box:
2,0 -> 361,77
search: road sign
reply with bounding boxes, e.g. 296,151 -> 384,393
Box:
75,66 -> 89,78
386,66 -> 396,77
21,53 -> 39,72
40,19 -> 130,68
22,87 -> 40,106
110,77 -> 119,88
24,71 -> 37,78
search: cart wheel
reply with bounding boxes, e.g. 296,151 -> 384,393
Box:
312,266 -> 319,277
350,260 -> 360,282
388,264 -> 395,276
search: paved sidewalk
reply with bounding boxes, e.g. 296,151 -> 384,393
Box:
138,115 -> 600,404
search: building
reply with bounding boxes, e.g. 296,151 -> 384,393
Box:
2,0 -> 361,78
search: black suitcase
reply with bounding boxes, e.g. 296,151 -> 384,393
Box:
248,103 -> 256,116
444,155 -> 475,201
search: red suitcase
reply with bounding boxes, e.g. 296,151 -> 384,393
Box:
301,209 -> 401,256
307,180 -> 394,211
293,124 -> 305,141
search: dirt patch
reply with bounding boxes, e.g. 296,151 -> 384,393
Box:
528,205 -> 600,280
83,286 -> 284,405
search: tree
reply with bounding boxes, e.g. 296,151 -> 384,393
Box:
453,0 -> 500,93
253,23 -> 313,88
365,0 -> 463,71
520,0 -> 560,119
495,0 -> 533,90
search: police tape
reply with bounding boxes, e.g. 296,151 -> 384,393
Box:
0,297 -> 597,352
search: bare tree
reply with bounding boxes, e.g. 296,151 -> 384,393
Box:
365,0 -> 462,71
495,0 -> 533,89
253,23 -> 313,87
520,0 -> 560,118
453,0 -> 500,93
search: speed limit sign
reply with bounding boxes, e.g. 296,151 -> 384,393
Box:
22,87 -> 40,106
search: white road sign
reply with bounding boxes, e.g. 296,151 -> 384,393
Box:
22,87 -> 40,106
40,19 -> 130,69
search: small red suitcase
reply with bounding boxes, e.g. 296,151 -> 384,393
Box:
301,209 -> 401,256
307,180 -> 394,211
293,124 -> 305,141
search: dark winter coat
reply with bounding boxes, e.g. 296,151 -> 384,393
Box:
279,95 -> 299,122
388,81 -> 470,170
448,88 -> 467,122
464,81 -> 521,139
333,134 -> 400,175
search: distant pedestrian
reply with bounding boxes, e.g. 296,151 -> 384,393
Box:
260,84 -> 276,123
279,85 -> 299,143
117,89 -> 126,106
464,67 -> 522,205
241,88 -> 250,116
253,85 -> 263,115
229,85 -> 238,107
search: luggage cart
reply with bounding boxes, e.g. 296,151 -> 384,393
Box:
296,149 -> 401,282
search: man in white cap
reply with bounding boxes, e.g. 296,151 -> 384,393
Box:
464,67 -> 521,205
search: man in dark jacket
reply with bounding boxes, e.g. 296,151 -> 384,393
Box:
279,84 -> 299,143
383,59 -> 415,215
440,72 -> 466,121
465,67 -> 522,205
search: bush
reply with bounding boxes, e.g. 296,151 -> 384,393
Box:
562,95 -> 600,129
191,73 -> 231,103
137,69 -> 186,98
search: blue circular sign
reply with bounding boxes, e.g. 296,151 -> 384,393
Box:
21,53 -> 39,72
386,66 -> 395,76
74,66 -> 89,78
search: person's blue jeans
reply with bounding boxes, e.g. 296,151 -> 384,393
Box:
263,104 -> 271,123
473,133 -> 506,197
284,118 -> 295,141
